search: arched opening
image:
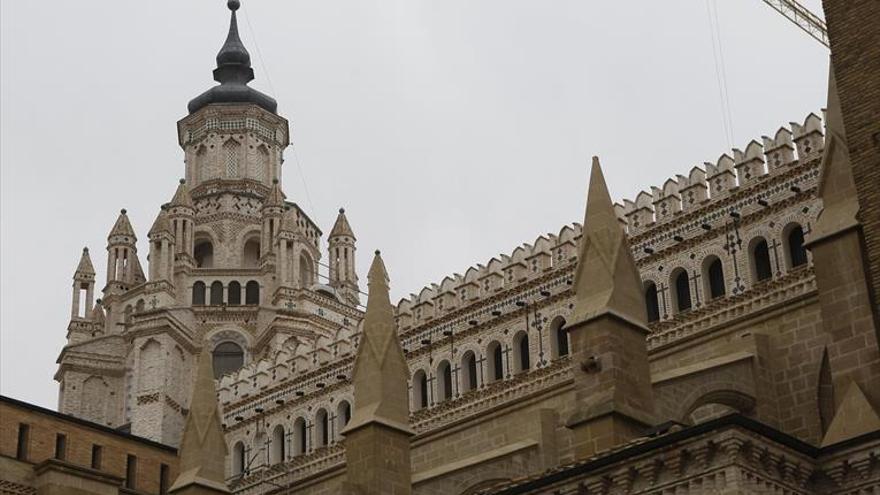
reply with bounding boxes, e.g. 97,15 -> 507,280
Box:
192,282 -> 206,305
751,237 -> 773,283
212,342 -> 244,379
337,401 -> 351,432
194,239 -> 214,268
703,256 -> 726,300
209,281 -> 223,305
227,281 -> 242,306
135,299 -> 145,313
487,341 -> 504,382
461,352 -> 478,392
786,225 -> 808,269
413,370 -> 428,410
315,409 -> 329,448
437,361 -> 452,401
242,238 -> 261,268
223,138 -> 241,178
644,282 -> 661,323
513,331 -> 530,373
124,305 -> 133,324
671,268 -> 692,313
232,442 -> 245,476
684,389 -> 756,425
293,417 -> 307,455
270,425 -> 285,464
245,281 -> 260,305
299,253 -> 314,288
549,317 -> 569,358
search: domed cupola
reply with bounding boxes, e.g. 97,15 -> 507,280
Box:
187,0 -> 278,114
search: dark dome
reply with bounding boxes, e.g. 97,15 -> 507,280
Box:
187,2 -> 277,114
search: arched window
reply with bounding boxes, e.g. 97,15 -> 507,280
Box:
227,281 -> 241,306
243,238 -> 261,268
194,240 -> 214,268
293,417 -> 307,455
232,442 -> 245,476
549,317 -> 569,358
223,139 -> 240,178
645,282 -> 660,323
513,332 -> 530,373
212,342 -> 244,379
751,238 -> 773,283
210,281 -> 224,305
437,361 -> 452,401
672,269 -> 692,313
703,256 -> 726,300
337,401 -> 351,432
245,281 -> 260,305
413,370 -> 428,410
315,409 -> 329,448
299,254 -> 314,288
786,225 -> 808,268
192,282 -> 206,305
488,341 -> 504,382
461,352 -> 478,392
270,425 -> 285,464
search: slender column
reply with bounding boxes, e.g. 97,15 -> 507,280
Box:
85,284 -> 94,314
161,239 -> 171,279
71,284 -> 81,319
108,249 -> 118,284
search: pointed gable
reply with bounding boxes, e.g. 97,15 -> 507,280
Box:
169,347 -> 230,493
330,207 -> 356,239
570,157 -> 647,328
74,247 -> 96,277
343,251 -> 412,435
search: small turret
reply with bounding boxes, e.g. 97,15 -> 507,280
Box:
148,207 -> 175,282
261,178 -> 285,256
105,209 -> 143,292
329,208 -> 360,306
167,179 -> 195,261
71,247 -> 96,319
275,206 -> 299,288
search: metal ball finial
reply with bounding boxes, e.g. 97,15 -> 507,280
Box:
120,208 -> 127,215
179,178 -> 186,184
339,207 -> 345,214
228,0 -> 240,12
375,249 -> 381,256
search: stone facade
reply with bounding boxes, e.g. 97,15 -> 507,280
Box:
40,1 -> 880,494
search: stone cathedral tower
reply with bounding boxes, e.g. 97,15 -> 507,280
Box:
55,0 -> 362,447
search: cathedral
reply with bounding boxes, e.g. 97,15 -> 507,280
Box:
43,1 -> 880,494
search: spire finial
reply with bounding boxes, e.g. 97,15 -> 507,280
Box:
187,0 -> 277,114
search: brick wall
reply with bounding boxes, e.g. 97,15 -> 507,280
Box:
0,397 -> 178,495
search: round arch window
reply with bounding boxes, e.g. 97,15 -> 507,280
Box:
213,342 -> 244,379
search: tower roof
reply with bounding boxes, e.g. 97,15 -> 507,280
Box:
169,179 -> 194,209
169,347 -> 230,493
74,247 -> 95,277
187,0 -> 277,115
148,208 -> 173,237
343,251 -> 412,435
569,157 -> 647,328
330,207 -> 356,239
264,179 -> 285,208
108,209 -> 137,240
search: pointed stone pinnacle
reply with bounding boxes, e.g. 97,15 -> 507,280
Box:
169,346 -> 229,494
343,250 -> 412,436
570,157 -> 648,329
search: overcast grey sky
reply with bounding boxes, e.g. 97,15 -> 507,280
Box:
1,1 -> 828,409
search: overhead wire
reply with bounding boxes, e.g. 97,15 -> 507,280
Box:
704,0 -> 735,149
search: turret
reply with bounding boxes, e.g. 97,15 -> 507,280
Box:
148,206 -> 175,282
167,179 -> 195,263
329,207 -> 359,306
261,179 -> 285,257
105,209 -> 143,293
276,206 -> 299,288
71,247 -> 96,319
